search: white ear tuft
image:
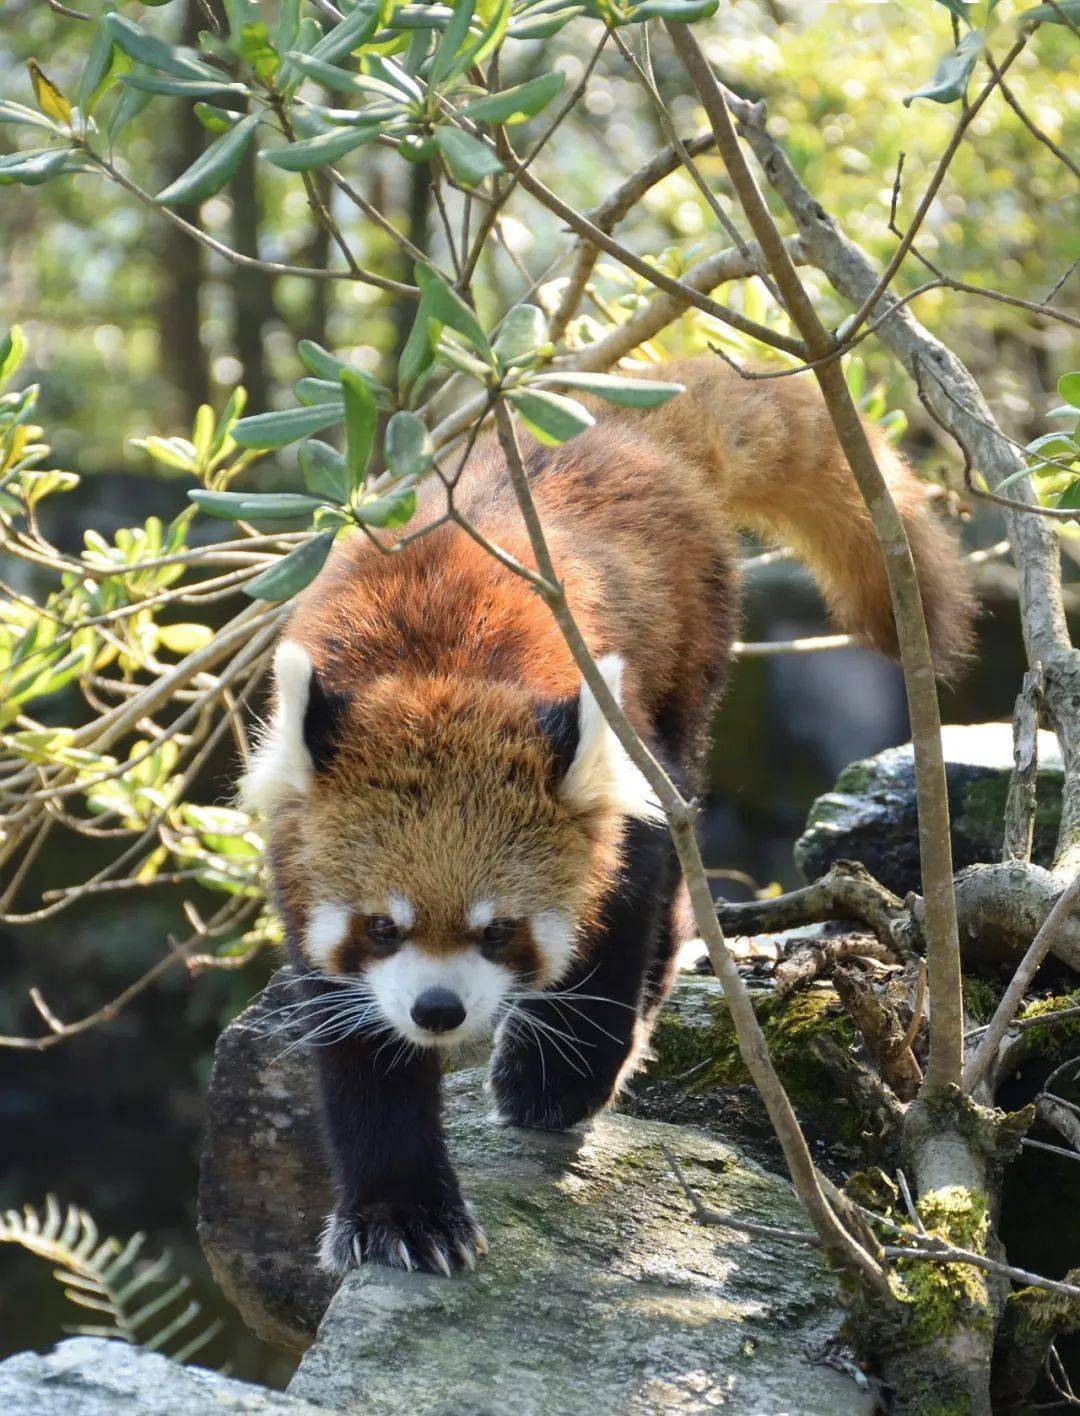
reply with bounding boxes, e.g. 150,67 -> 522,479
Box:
239,640 -> 316,812
560,654 -> 664,823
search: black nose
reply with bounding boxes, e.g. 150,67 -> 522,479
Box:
411,987 -> 466,1034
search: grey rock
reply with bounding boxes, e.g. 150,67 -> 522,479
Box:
795,722 -> 1063,893
288,1067 -> 874,1415
0,1338 -> 332,1415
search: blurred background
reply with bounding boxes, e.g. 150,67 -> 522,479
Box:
1,0 -> 1077,1386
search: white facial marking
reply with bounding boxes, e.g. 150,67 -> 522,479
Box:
466,899 -> 495,931
239,640 -> 316,811
366,943 -> 513,1047
305,901 -> 351,968
561,654 -> 663,823
529,910 -> 576,983
387,893 -> 415,931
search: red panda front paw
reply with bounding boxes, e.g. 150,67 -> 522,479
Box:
317,1201 -> 487,1278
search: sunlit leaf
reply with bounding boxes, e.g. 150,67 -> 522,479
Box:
534,371 -> 685,407
28,60 -> 72,127
157,623 -> 214,655
342,368 -> 377,494
188,490 -> 329,520
905,29 -> 985,107
354,487 -> 417,527
492,304 -> 549,368
459,70 -> 565,124
299,440 -> 349,503
231,402 -> 343,449
261,123 -> 380,171
506,388 -> 594,445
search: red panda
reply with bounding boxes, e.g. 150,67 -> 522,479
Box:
242,357 -> 974,1279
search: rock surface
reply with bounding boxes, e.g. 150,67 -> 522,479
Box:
796,723 -> 1063,894
199,972 -> 873,1414
0,1338 -> 332,1415
288,1068 -> 873,1416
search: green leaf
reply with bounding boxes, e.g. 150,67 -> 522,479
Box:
107,75 -> 153,140
231,402 -> 343,449
506,388 -> 594,446
188,490 -> 329,520
0,149 -> 75,187
434,126 -> 503,185
535,372 -> 685,408
282,51 -> 371,95
1020,0 -> 1080,24
508,3 -> 585,40
430,0 -> 475,86
354,487 -> 417,528
0,326 -> 25,384
103,14 -> 222,81
261,123 -> 379,171
77,10 -> 120,116
296,377 -> 346,406
932,0 -> 977,22
244,530 -> 337,600
341,368 -> 377,493
194,102 -> 244,134
384,411 -> 432,479
275,0 -> 301,54
298,339 -> 347,380
416,263 -> 491,357
156,113 -> 258,206
1056,479 -> 1080,510
299,440 -> 349,502
459,71 -> 565,125
1059,373 -> 1080,408
122,72 -> 248,98
492,304 -> 549,368
308,2 -> 381,65
626,0 -> 718,18
905,29 -> 985,107
1027,432 -> 1080,461
210,386 -> 247,456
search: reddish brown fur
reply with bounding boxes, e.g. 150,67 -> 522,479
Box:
271,357 -> 973,951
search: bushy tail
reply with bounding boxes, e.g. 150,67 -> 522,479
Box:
637,357 -> 976,679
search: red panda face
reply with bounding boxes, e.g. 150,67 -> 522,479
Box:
245,642 -> 661,1048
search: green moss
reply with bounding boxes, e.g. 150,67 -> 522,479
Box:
832,759 -> 878,794
647,988 -> 859,1143
961,976 -> 998,1026
1017,990 -> 1080,1061
891,1187 -> 992,1346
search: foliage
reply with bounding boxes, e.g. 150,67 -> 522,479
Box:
0,1197 -> 220,1362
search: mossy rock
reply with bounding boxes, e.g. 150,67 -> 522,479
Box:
636,976 -> 860,1154
796,724 -> 1063,896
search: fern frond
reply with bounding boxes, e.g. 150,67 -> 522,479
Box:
0,1197 -> 219,1363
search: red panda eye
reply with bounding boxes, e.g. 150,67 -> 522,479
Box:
365,914 -> 400,948
482,919 -> 516,952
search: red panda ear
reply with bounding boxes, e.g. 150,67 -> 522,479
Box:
239,641 -> 348,811
540,655 -> 663,823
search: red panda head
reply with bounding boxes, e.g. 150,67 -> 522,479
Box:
243,640 -> 660,1049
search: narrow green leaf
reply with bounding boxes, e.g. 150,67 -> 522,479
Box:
508,3 -> 584,40
299,440 -> 349,502
231,402 -> 343,449
0,100 -> 58,131
627,0 -> 718,18
1020,0 -> 1080,24
506,388 -> 594,446
298,339 -> 346,380
416,263 -> 491,357
1059,373 -> 1080,408
244,530 -> 337,600
535,372 -> 685,408
459,71 -> 565,125
283,51 -> 369,94
156,113 -> 258,206
122,73 -> 249,98
77,10 -> 119,116
296,377 -> 345,406
434,126 -> 503,186
103,14 -> 222,81
341,368 -> 377,493
430,0 -> 475,86
194,102 -> 244,134
308,2 -> 380,65
107,74 -> 153,140
210,386 -> 246,456
0,148 -> 74,187
384,411 -> 432,479
275,0 -> 301,54
905,30 -> 985,107
188,490 -> 329,520
261,123 -> 379,171
0,326 -> 26,384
